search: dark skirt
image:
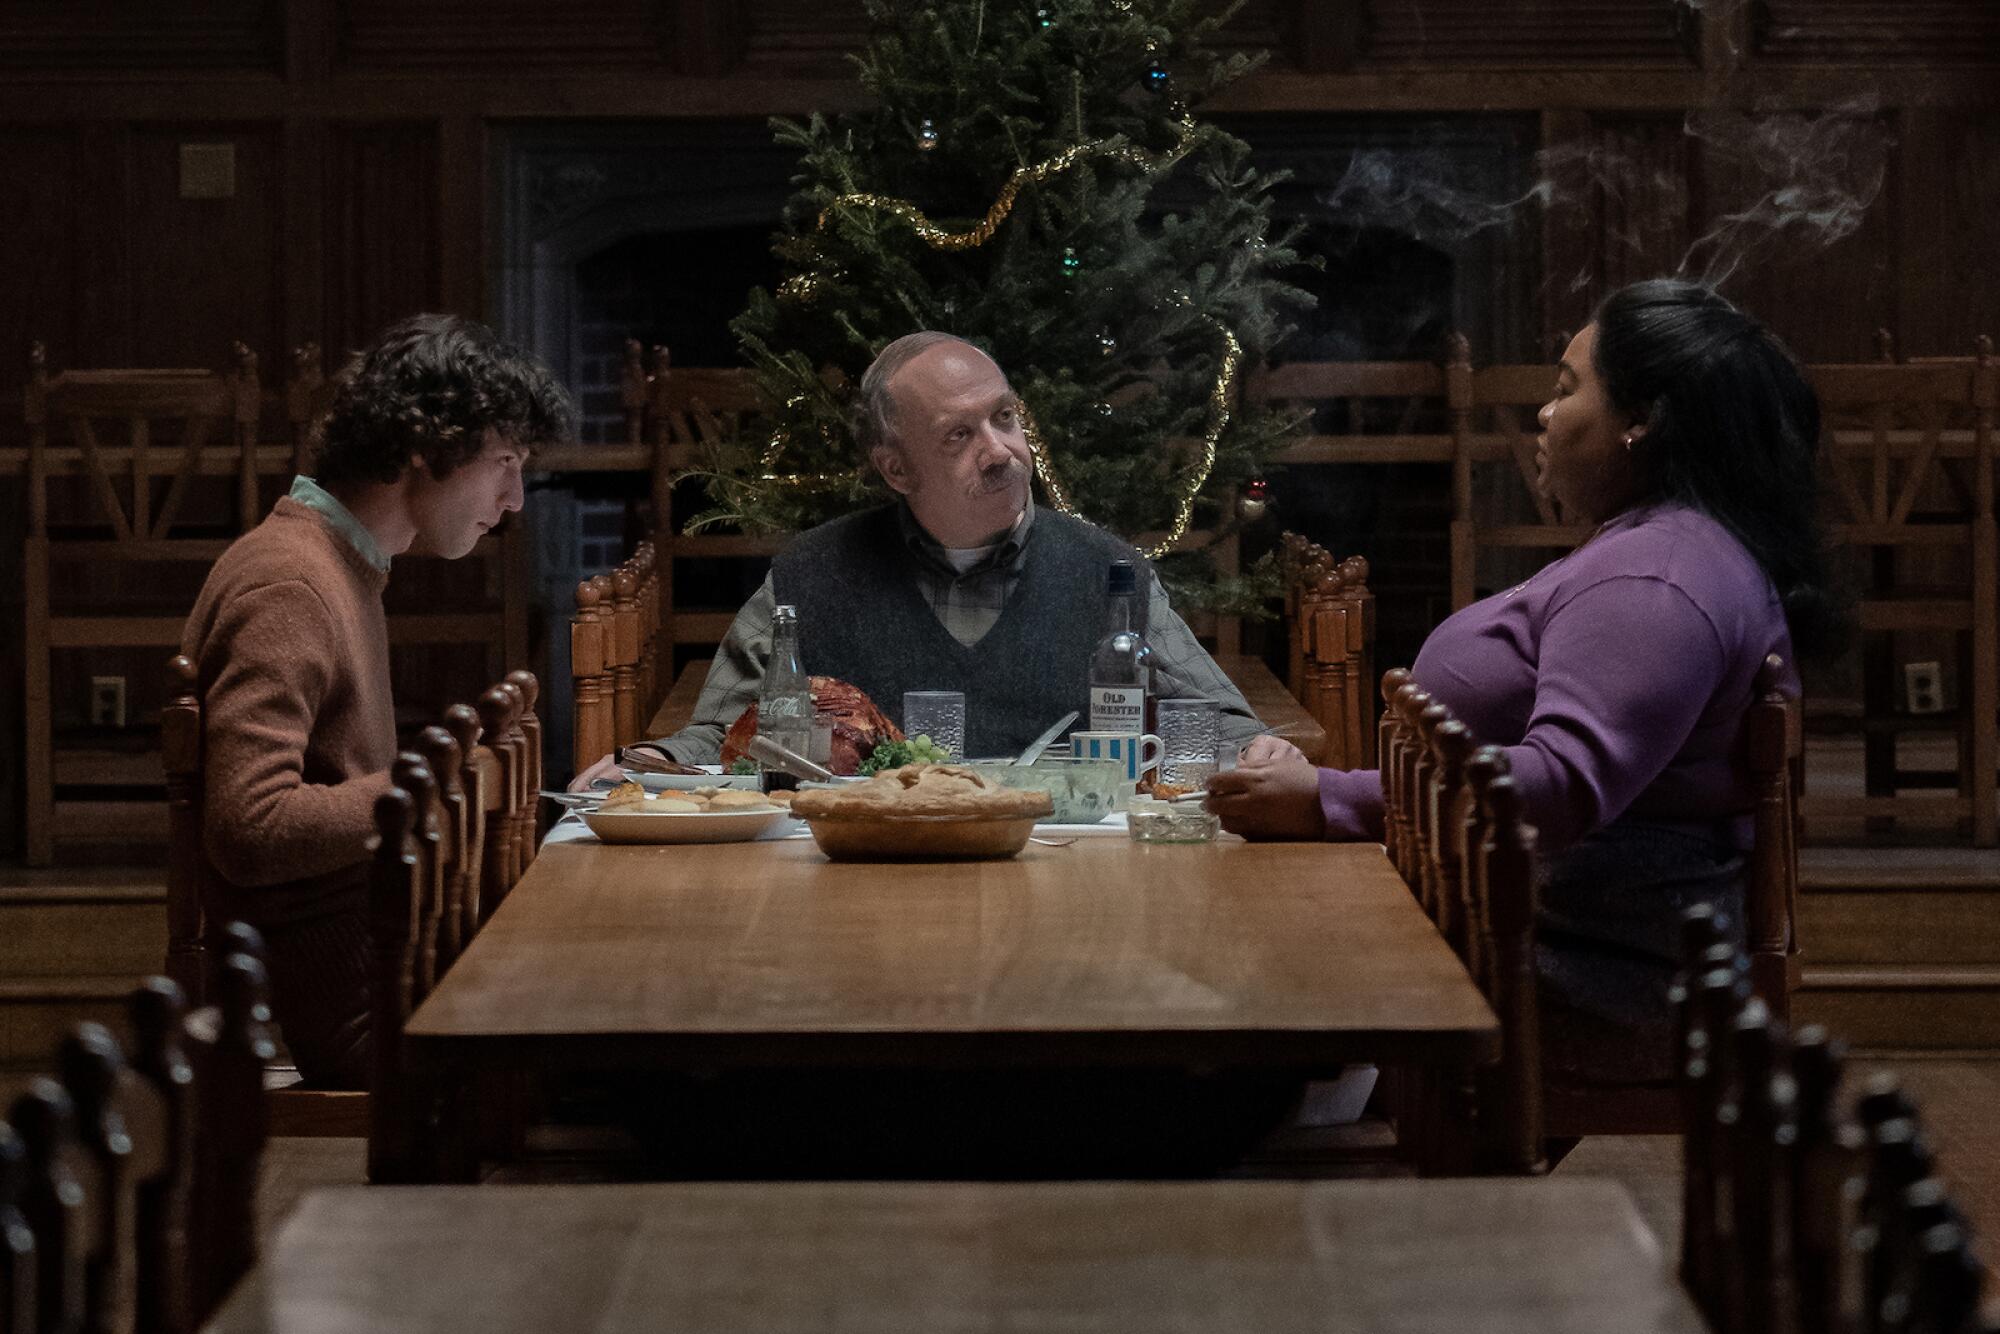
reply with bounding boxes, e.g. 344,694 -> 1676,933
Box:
1535,819 -> 1746,1085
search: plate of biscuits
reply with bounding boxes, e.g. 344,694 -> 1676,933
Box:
580,781 -> 793,845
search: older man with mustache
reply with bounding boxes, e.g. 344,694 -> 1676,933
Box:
587,331 -> 1262,770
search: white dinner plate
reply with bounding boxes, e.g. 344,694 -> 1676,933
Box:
619,769 -> 762,793
581,806 -> 789,845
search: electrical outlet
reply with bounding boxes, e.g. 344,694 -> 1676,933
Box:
89,675 -> 128,728
1904,661 -> 1945,715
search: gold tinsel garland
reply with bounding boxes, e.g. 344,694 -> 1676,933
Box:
815,111 -> 1198,251
759,110 -> 1243,557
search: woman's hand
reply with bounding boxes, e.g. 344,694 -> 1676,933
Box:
569,753 -> 620,792
1204,748 -> 1326,840
1236,733 -> 1308,768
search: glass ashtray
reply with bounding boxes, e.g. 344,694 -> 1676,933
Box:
1126,797 -> 1220,844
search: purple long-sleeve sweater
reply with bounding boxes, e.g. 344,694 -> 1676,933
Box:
1318,503 -> 1796,850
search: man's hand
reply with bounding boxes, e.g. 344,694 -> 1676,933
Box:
1236,733 -> 1308,768
1205,748 -> 1325,840
569,753 -> 620,792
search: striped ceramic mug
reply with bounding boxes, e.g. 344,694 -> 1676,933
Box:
1069,731 -> 1163,783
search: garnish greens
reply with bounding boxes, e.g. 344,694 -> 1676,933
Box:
728,758 -> 760,775
857,735 -> 951,776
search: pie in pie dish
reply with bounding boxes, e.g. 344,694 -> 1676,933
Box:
790,764 -> 1052,860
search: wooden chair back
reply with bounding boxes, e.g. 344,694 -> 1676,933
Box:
1376,668 -> 1413,870
573,536 -> 672,775
1472,772 -> 1545,1174
571,577 -> 614,774
163,655 -> 514,1135
1299,556 -> 1375,770
476,682 -> 531,913
24,342 -> 263,543
1381,658 -> 1804,1155
1744,654 -> 1804,1021
1805,350 -> 1998,846
640,348 -> 763,454
283,341 -> 330,475
1673,964 -> 2000,1334
20,345 -> 271,866
1449,360 -> 1591,608
3,952 -> 271,1334
365,788 -> 437,1185
1246,353 -> 1453,467
1278,534 -> 1322,699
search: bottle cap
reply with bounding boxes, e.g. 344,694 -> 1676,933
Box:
1106,561 -> 1136,597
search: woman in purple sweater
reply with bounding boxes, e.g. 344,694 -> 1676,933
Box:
1210,279 -> 1845,1078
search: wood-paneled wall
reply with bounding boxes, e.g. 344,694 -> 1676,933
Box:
0,0 -> 1994,856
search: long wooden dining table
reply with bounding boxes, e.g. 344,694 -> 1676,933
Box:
405,829 -> 1497,1175
206,1178 -> 1704,1333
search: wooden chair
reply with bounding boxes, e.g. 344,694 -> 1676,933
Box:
622,344 -> 779,662
4,951 -> 272,1334
1448,358 -> 1592,609
1804,348 -> 1997,846
1675,981 -> 1999,1334
1543,656 -> 1802,1133
1278,533 -> 1327,700
22,342 -> 265,866
1298,556 -> 1376,770
163,656 -> 527,1128
1247,351 -> 1454,469
161,656 -> 365,1137
571,537 -> 678,774
364,785 -> 438,1185
1379,658 -> 1805,1148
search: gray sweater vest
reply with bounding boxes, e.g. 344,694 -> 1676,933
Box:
770,505 -> 1148,757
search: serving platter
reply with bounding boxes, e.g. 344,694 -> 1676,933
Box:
581,806 -> 790,845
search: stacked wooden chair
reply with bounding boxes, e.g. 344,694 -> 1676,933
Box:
1,945 -> 273,1334
570,545 -> 668,774
1676,939 -> 2000,1334
1377,653 -> 1804,1163
1280,534 -> 1377,770
21,342 -> 266,866
161,656 -> 541,1143
1804,338 -> 1997,846
619,342 -> 775,665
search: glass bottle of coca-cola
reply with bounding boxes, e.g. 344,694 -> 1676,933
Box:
758,605 -> 812,787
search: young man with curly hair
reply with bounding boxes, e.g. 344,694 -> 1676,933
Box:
182,314 -> 573,1088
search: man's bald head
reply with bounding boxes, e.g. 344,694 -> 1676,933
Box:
852,332 -> 1004,460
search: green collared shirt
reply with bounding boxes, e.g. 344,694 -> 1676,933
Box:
287,475 -> 391,574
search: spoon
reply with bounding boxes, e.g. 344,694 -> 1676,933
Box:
1012,709 -> 1080,767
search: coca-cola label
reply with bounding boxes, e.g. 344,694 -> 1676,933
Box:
1090,687 -> 1144,733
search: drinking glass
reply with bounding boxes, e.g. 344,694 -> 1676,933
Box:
902,690 -> 966,759
1156,697 -> 1221,786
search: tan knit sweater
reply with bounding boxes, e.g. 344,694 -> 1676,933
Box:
182,497 -> 396,924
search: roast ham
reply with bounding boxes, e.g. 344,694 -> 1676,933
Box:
719,676 -> 903,775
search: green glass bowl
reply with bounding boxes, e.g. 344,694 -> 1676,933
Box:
971,756 -> 1128,825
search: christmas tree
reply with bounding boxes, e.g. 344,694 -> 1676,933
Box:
701,0 -> 1312,612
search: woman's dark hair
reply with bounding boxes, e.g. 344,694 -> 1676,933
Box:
1592,279 -> 1849,660
315,314 -> 575,486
